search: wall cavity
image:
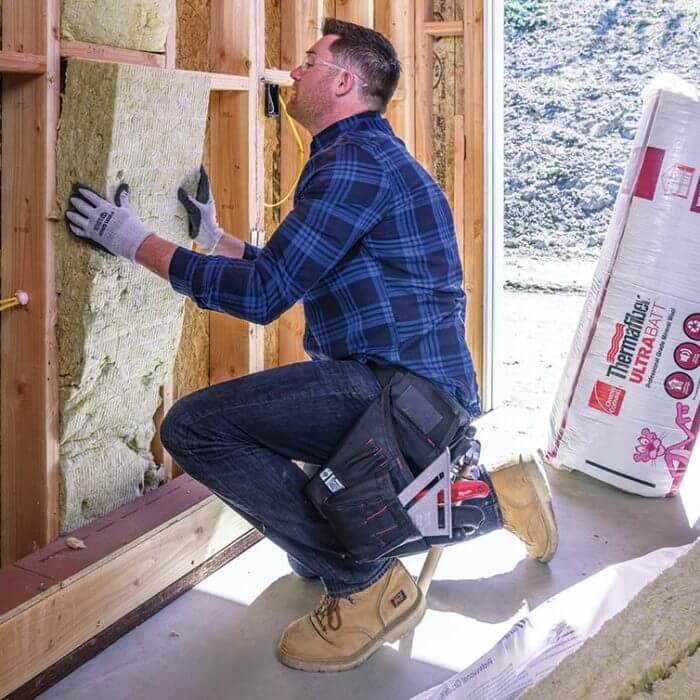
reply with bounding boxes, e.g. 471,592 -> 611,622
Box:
55,59 -> 210,533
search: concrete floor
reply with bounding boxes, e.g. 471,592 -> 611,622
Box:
40,452 -> 700,700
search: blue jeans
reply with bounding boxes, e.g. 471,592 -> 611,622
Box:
160,360 -> 394,596
161,359 -> 502,597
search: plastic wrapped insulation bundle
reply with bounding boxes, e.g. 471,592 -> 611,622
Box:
545,74 -> 700,497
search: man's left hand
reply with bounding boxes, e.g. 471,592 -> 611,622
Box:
66,184 -> 153,262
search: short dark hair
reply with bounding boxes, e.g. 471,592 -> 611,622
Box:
322,18 -> 401,113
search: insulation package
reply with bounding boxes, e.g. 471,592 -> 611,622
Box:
61,0 -> 172,53
55,59 -> 210,532
546,75 -> 700,497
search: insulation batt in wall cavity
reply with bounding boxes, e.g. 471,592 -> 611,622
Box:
61,0 -> 173,53
55,59 -> 210,533
546,74 -> 700,497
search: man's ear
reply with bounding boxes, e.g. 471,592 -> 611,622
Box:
334,71 -> 355,97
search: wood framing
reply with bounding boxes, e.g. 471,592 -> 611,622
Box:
264,68 -> 294,86
413,2 -> 486,388
60,39 -> 167,68
414,0 -> 434,174
0,50 -> 46,73
248,0 -> 267,374
277,0 -> 323,366
334,0 -> 374,25
0,475 -> 256,698
151,12 -> 180,482
0,0 -> 259,618
0,2 -> 294,692
1,0 -> 61,565
208,0 -> 266,382
462,0 -> 485,384
454,113 -> 466,267
375,0 -> 415,152
424,19 -> 463,36
14,529 -> 262,698
210,72 -> 250,90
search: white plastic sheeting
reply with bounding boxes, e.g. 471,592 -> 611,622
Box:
412,543 -> 691,700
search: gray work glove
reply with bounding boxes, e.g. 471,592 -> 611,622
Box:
66,184 -> 152,262
177,165 -> 223,254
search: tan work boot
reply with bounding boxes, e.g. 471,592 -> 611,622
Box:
488,452 -> 558,563
276,560 -> 426,672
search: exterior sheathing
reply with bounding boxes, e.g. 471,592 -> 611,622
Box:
55,60 -> 210,533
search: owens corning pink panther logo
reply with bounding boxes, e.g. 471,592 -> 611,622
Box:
633,402 -> 697,495
633,427 -> 664,462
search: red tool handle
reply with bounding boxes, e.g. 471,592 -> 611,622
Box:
416,479 -> 491,504
447,479 -> 491,502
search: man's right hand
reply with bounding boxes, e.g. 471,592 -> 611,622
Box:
177,165 -> 224,254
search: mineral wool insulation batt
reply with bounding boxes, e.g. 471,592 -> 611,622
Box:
523,539 -> 700,698
546,75 -> 700,497
61,0 -> 173,53
56,60 -> 210,533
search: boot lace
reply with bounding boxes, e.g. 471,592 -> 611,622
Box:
313,595 -> 343,633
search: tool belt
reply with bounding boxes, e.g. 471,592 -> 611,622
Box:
304,365 -> 500,562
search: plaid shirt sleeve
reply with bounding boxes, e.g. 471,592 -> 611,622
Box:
169,142 -> 390,324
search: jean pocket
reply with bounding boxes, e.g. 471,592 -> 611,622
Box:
321,471 -> 420,562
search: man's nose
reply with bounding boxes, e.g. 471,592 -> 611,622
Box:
290,65 -> 303,81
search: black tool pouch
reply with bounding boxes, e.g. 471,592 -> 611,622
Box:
387,369 -> 468,476
304,367 -> 470,562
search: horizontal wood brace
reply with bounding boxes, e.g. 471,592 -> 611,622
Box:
264,68 -> 293,86
0,50 -> 46,74
209,72 -> 250,90
60,39 -> 167,68
423,20 -> 464,37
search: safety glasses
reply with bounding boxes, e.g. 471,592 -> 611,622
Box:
301,53 -> 369,88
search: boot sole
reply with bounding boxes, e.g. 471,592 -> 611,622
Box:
276,592 -> 427,672
519,452 -> 559,563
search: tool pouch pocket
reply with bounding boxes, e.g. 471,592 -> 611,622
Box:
304,368 -> 469,562
389,371 -> 467,475
310,470 -> 419,562
304,380 -> 422,562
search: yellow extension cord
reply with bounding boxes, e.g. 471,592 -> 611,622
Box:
0,291 -> 28,312
263,88 -> 306,210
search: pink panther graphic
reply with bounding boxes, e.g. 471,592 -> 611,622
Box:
633,403 -> 697,495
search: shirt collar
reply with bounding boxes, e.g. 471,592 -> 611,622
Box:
310,111 -> 389,152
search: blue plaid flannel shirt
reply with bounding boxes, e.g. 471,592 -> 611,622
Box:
170,111 -> 480,416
